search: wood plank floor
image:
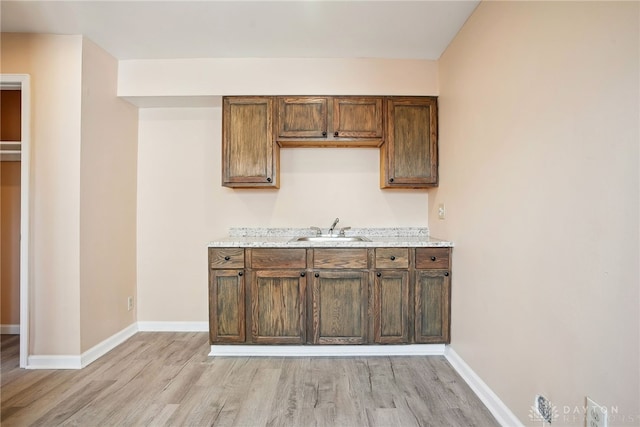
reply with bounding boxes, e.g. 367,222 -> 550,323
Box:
1,333 -> 498,427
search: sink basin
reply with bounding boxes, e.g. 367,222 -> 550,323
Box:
292,235 -> 371,242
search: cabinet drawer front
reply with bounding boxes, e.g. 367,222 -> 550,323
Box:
375,248 -> 409,269
250,248 -> 307,269
209,248 -> 245,269
313,249 -> 368,269
415,248 -> 450,269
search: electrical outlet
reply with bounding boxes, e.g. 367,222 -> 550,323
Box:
586,397 -> 607,427
127,296 -> 134,311
438,203 -> 446,220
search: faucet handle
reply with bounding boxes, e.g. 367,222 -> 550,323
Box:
338,227 -> 351,236
310,226 -> 322,236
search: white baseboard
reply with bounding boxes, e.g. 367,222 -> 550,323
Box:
80,323 -> 138,367
137,321 -> 209,332
209,344 -> 446,357
444,346 -> 523,427
1,324 -> 20,334
28,354 -> 83,369
27,323 -> 138,370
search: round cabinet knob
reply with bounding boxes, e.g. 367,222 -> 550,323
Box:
390,256 -> 396,261
224,256 -> 230,261
389,178 -> 394,183
376,272 -> 381,277
444,272 -> 449,277
334,131 -> 339,137
238,272 -> 244,276
266,177 -> 272,183
300,272 -> 306,277
322,131 -> 327,137
431,256 -> 437,261
314,273 -> 320,278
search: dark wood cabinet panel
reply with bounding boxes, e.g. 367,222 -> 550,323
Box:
223,95 -> 438,188
414,270 -> 450,343
277,97 -> 328,138
222,97 -> 278,188
382,97 -> 438,188
276,96 -> 383,147
375,248 -> 409,269
251,270 -> 306,344
208,246 -> 451,346
209,269 -> 245,343
374,270 -> 409,344
249,248 -> 306,269
209,248 -> 245,269
415,247 -> 450,269
313,248 -> 368,269
311,270 -> 368,344
333,97 -> 383,138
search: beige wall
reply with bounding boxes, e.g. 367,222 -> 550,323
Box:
1,33 -> 83,355
79,39 -> 138,352
137,108 -> 431,321
1,33 -> 139,357
118,58 -> 439,98
135,58 -> 437,322
1,161 -> 21,326
433,1 -> 639,424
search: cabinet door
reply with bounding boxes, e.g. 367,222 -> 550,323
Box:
333,97 -> 383,139
277,97 -> 328,138
382,97 -> 438,188
374,270 -> 409,344
311,270 -> 368,344
222,97 -> 278,188
414,270 -> 450,343
209,269 -> 245,343
251,270 -> 307,344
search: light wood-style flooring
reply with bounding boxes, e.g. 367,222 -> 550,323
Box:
1,332 -> 498,426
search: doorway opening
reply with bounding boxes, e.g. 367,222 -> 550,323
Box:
1,75 -> 31,368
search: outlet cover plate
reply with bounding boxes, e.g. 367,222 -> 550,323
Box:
586,397 -> 607,427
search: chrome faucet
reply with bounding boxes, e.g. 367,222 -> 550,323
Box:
328,217 -> 340,235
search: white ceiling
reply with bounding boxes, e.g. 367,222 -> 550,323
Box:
1,1 -> 479,60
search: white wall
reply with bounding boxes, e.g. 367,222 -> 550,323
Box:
79,38 -> 139,352
433,1 -> 639,424
137,107 -> 430,322
1,33 -> 83,355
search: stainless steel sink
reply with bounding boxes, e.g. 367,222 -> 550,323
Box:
291,235 -> 371,242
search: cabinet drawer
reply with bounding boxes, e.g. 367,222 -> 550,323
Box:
375,248 -> 409,269
209,248 -> 245,269
313,249 -> 368,269
250,248 -> 306,269
415,248 -> 450,269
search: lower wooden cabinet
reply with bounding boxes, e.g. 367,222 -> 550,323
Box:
414,270 -> 450,343
208,246 -> 451,345
251,270 -> 306,344
374,270 -> 410,344
311,270 -> 368,344
209,269 -> 245,343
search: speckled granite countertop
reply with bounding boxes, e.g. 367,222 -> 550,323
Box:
208,228 -> 453,248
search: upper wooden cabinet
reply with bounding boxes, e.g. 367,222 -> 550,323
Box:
381,97 -> 438,188
222,97 -> 279,188
277,97 -> 328,139
222,95 -> 438,189
276,96 -> 383,147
